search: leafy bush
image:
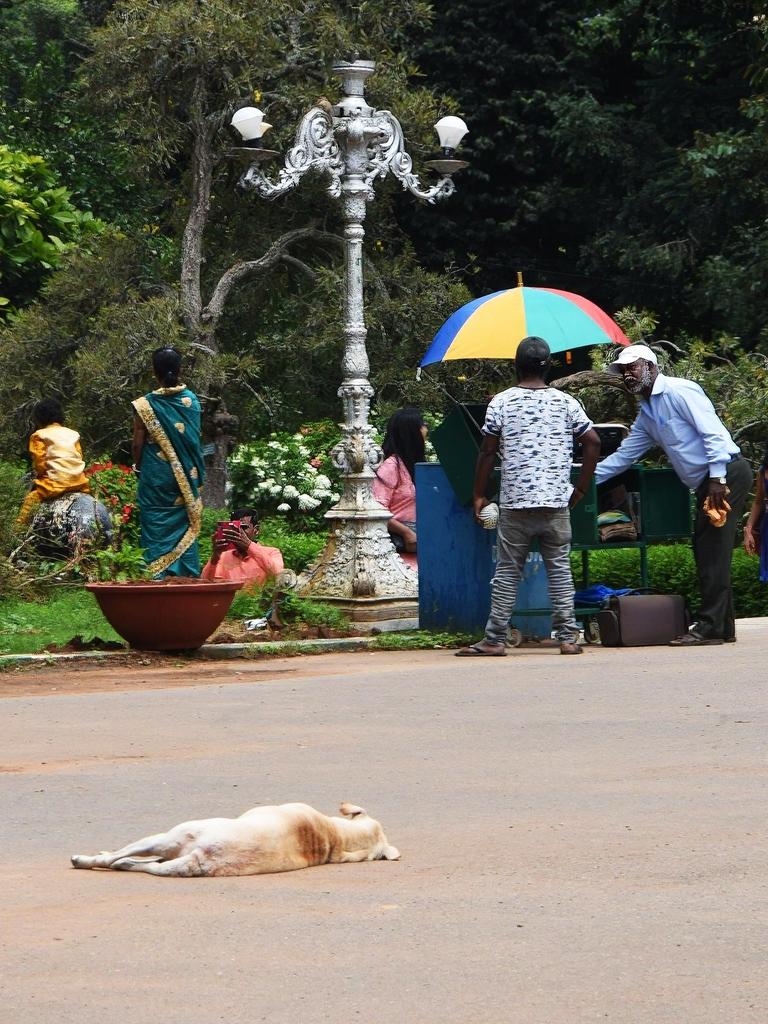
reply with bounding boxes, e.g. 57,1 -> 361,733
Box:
259,519 -> 326,573
85,459 -> 139,544
0,144 -> 101,315
0,460 -> 27,552
83,541 -> 148,582
573,543 -> 768,619
227,584 -> 349,631
229,420 -> 343,528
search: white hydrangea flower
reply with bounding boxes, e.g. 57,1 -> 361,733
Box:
267,440 -> 281,449
258,480 -> 271,491
315,474 -> 331,489
330,493 -> 340,502
276,503 -> 291,513
313,490 -> 330,500
306,465 -> 318,475
298,493 -> 321,511
270,486 -> 282,496
283,485 -> 299,499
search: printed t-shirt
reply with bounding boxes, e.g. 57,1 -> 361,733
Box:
483,387 -> 592,509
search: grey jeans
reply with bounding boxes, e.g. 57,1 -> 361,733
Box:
485,507 -> 579,645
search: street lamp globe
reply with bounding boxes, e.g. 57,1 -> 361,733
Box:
434,116 -> 469,154
231,106 -> 268,143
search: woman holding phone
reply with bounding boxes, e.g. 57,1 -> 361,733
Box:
131,347 -> 206,578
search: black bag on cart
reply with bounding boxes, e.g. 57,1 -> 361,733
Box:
597,593 -> 688,647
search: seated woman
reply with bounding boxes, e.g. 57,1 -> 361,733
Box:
201,508 -> 284,585
17,398 -> 90,525
744,447 -> 768,583
372,407 -> 427,556
132,347 -> 205,578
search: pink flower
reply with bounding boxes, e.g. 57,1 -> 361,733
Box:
310,457 -> 322,467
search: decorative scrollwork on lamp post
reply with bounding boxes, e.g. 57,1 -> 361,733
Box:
235,59 -> 468,611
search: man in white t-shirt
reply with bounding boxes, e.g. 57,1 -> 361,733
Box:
457,336 -> 601,657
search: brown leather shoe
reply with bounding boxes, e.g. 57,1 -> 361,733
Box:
560,642 -> 583,655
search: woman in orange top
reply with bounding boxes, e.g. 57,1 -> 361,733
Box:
372,407 -> 427,554
18,398 -> 90,524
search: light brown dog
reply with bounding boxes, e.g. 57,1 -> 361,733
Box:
71,801 -> 400,877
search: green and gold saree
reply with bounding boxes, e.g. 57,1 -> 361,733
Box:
132,385 -> 205,578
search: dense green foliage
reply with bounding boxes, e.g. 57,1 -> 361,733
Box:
412,1 -> 768,347
0,145 -> 100,314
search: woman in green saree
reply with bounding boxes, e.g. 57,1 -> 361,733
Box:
131,347 -> 205,578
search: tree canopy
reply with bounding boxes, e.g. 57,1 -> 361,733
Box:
411,0 -> 767,347
0,0 -> 766,474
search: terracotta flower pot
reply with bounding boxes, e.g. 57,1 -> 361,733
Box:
86,580 -> 243,651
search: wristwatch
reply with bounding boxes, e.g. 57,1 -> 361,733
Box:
712,476 -> 727,485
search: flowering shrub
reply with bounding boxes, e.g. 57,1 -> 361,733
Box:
85,460 -> 140,546
229,421 -> 344,529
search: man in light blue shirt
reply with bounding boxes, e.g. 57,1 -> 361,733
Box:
595,344 -> 752,645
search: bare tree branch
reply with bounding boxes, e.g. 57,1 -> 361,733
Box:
550,370 -> 628,392
279,254 -> 318,282
201,227 -> 343,325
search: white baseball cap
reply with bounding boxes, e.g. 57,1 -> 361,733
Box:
607,343 -> 658,374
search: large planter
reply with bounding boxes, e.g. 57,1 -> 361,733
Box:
86,580 -> 243,651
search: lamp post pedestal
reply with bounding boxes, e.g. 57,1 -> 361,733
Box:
237,59 -> 466,628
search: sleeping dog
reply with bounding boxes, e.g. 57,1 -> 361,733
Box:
71,801 -> 400,877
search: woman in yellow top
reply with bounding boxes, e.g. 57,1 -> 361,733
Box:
18,399 -> 90,524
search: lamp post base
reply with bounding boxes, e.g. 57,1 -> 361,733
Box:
297,512 -> 419,631
300,594 -> 419,634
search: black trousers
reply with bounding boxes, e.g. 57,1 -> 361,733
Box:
692,457 -> 752,640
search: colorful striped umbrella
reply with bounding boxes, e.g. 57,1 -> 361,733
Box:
420,286 -> 631,366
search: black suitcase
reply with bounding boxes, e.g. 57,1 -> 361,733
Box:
597,594 -> 688,647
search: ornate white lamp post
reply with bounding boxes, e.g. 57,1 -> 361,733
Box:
233,59 -> 467,626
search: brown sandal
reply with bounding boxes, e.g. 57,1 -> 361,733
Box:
455,643 -> 507,657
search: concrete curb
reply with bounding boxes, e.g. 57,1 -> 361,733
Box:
195,637 -> 374,659
0,636 -> 377,668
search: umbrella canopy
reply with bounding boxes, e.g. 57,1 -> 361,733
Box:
420,286 -> 631,367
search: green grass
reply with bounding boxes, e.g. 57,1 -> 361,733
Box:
0,588 -> 124,655
370,630 -> 475,650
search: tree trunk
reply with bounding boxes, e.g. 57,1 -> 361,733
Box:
202,401 -> 238,510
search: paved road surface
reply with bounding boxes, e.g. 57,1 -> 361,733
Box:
2,625 -> 766,1023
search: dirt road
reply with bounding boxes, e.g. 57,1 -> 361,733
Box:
2,629 -> 766,1023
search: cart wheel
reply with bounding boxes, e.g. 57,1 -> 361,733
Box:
583,619 -> 601,645
506,627 -> 523,648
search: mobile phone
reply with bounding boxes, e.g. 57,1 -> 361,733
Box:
215,520 -> 241,551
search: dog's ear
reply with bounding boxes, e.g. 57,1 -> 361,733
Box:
339,802 -> 366,818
